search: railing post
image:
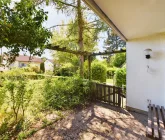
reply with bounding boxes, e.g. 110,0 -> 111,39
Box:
113,86 -> 115,106
118,88 -> 121,107
88,56 -> 91,80
104,85 -> 106,102
108,86 -> 110,104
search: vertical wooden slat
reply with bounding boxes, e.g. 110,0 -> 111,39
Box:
100,84 -> 102,100
95,83 -> 97,101
161,106 -> 165,126
108,86 -> 110,104
90,82 -> 126,108
121,96 -> 122,108
104,85 -> 106,102
153,105 -> 159,139
118,88 -> 121,107
146,104 -> 153,137
157,105 -> 165,139
113,86 -> 115,106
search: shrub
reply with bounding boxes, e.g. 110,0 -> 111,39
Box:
45,70 -> 54,75
112,53 -> 126,68
91,62 -> 107,83
42,77 -> 91,109
58,63 -> 74,76
2,78 -> 34,121
40,62 -> 45,73
107,67 -> 118,79
28,64 -> 40,73
0,68 -> 39,80
114,66 -> 126,87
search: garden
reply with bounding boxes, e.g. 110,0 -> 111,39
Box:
0,68 -> 91,139
0,57 -> 126,139
0,0 -> 127,139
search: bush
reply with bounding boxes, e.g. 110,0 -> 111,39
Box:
114,66 -> 126,87
107,67 -> 118,79
28,64 -> 40,73
40,62 -> 45,73
91,62 -> 107,83
45,70 -> 54,75
0,68 -> 46,80
0,68 -> 38,80
1,78 -> 34,121
112,53 -> 126,68
58,63 -> 74,76
42,77 -> 91,109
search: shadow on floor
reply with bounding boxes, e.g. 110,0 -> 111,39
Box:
29,102 -> 148,140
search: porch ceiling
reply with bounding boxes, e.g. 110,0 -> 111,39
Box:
84,0 -> 165,40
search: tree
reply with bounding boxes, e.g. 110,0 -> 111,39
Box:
36,0 -> 106,77
111,53 -> 126,68
0,0 -> 52,64
104,28 -> 126,51
40,62 -> 45,73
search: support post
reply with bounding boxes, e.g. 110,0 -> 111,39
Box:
88,56 -> 91,80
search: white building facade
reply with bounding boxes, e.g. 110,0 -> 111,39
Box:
83,0 -> 165,112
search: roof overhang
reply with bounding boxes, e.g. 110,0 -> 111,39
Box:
83,0 -> 165,41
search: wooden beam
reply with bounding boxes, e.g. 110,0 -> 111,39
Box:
46,45 -> 90,55
82,0 -> 127,41
46,45 -> 126,56
90,50 -> 126,56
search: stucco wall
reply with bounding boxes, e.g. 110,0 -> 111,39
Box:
127,33 -> 165,111
10,61 -> 41,69
44,60 -> 54,72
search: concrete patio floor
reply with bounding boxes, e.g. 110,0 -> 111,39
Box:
28,103 -> 149,140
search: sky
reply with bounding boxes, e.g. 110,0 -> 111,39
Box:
1,1 -> 107,60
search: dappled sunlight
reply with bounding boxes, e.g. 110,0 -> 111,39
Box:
27,103 -> 147,140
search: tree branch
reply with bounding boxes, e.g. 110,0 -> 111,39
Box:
47,24 -> 72,29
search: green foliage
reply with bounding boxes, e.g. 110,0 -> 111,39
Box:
107,67 -> 118,79
104,28 -> 126,51
0,68 -> 38,80
56,63 -> 75,76
28,64 -> 40,73
0,74 -> 34,139
111,53 -> 126,68
40,62 -> 45,73
2,77 -> 33,121
91,62 -> 107,83
42,77 -> 91,109
114,66 -> 126,87
0,0 -> 52,63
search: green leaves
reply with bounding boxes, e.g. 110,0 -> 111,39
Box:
91,61 -> 107,83
114,66 -> 126,87
0,0 -> 52,63
112,53 -> 126,68
43,77 -> 90,109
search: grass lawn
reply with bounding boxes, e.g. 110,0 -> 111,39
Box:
106,79 -> 114,85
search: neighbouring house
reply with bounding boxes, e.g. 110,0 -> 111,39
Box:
0,55 -> 9,72
83,0 -> 165,112
44,59 -> 54,72
9,55 -> 43,70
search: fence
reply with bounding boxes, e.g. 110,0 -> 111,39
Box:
91,82 -> 126,108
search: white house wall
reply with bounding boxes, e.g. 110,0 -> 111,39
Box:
127,33 -> 165,111
44,60 -> 54,72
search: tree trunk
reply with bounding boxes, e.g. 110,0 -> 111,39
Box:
77,0 -> 84,78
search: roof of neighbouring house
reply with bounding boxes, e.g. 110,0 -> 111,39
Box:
83,0 -> 165,41
15,55 -> 43,63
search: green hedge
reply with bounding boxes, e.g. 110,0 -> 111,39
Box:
91,62 -> 107,83
56,63 -> 74,76
43,77 -> 91,109
107,67 -> 118,79
114,66 -> 126,87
